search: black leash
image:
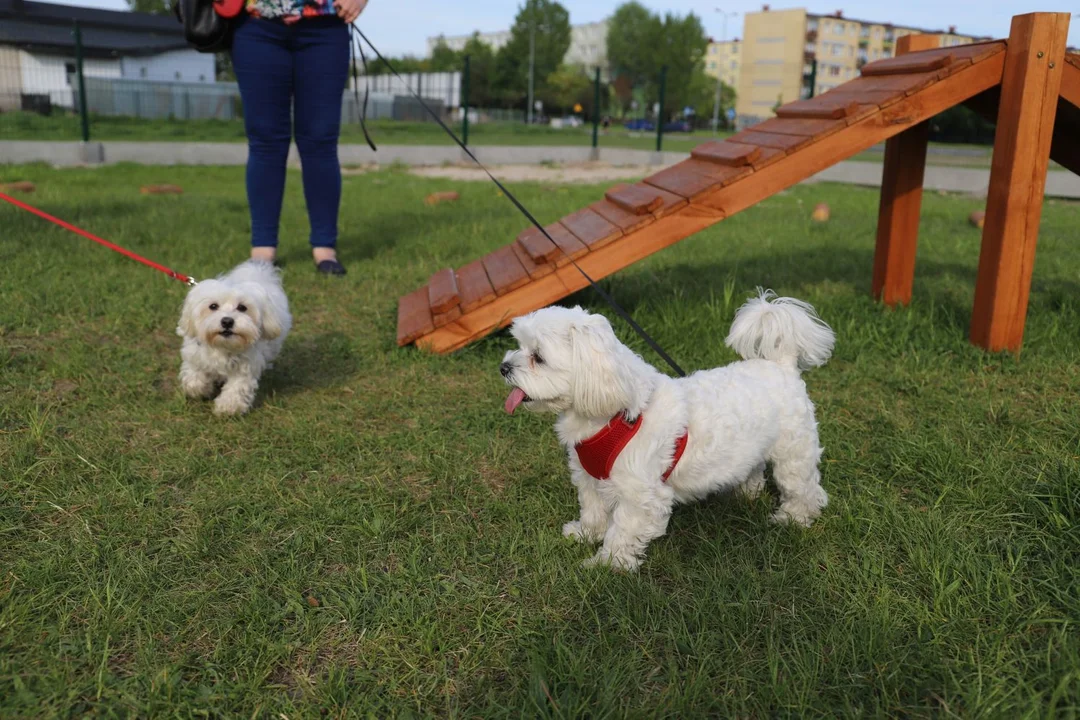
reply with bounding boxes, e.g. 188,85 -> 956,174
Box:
348,24 -> 377,152
351,25 -> 686,378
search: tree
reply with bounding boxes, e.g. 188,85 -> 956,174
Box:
461,34 -> 497,108
606,3 -> 710,119
493,0 -> 571,109
541,64 -> 590,113
126,0 -> 169,13
429,39 -> 461,72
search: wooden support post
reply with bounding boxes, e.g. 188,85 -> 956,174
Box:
970,13 -> 1070,353
871,33 -> 940,305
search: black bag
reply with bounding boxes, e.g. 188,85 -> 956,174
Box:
173,0 -> 236,54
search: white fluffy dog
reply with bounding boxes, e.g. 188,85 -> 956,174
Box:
177,260 -> 291,416
500,291 -> 835,571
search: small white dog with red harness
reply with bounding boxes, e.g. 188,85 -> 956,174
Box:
500,290 -> 834,571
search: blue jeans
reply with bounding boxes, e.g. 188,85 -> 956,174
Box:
232,16 -> 349,249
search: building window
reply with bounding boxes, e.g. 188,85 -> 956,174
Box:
199,74 -> 206,81
140,67 -> 147,78
175,71 -> 181,80
829,65 -> 841,76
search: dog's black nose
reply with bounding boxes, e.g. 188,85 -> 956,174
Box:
220,317 -> 235,329
499,361 -> 512,378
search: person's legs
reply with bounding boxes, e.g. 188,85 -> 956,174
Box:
292,18 -> 349,265
231,18 -> 293,259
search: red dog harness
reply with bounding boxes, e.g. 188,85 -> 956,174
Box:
574,413 -> 688,482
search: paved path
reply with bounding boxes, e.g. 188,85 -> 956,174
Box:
3,141 -> 1078,199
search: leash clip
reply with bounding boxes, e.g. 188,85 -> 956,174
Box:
186,276 -> 198,287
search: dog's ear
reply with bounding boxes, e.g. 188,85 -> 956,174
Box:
570,313 -> 634,418
177,289 -> 200,338
254,286 -> 285,340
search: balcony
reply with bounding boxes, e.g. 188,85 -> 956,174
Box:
805,30 -> 818,43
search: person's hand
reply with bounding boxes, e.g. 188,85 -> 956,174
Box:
333,0 -> 366,23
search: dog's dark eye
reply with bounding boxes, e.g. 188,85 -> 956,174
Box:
533,351 -> 544,365
209,303 -> 219,311
237,304 -> 247,313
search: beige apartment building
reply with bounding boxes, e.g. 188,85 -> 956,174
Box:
705,39 -> 742,91
734,5 -> 987,125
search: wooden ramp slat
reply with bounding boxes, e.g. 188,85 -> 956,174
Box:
482,245 -> 530,295
643,183 -> 690,217
726,129 -> 814,154
691,141 -> 761,167
862,49 -> 954,76
517,226 -> 561,264
605,184 -> 663,214
935,41 -> 1008,77
832,72 -> 939,97
748,117 -> 847,142
512,241 -> 557,279
561,207 -> 623,250
455,260 -> 497,313
545,222 -> 590,266
432,305 -> 462,328
397,286 -> 435,346
1060,57 -> 1080,108
644,159 -> 751,202
427,268 -> 460,314
775,94 -> 861,119
589,199 -> 657,234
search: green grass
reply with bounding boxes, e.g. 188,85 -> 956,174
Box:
0,112 -> 719,153
1,162 -> 1079,717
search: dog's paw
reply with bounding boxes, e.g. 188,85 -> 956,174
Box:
582,549 -> 640,572
213,395 -> 251,417
770,505 -> 817,528
562,520 -> 604,544
180,374 -> 216,400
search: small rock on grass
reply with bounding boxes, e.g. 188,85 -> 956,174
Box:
140,184 -> 184,195
811,203 -> 830,222
425,191 -> 460,206
0,181 -> 35,193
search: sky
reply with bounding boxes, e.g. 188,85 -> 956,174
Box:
40,0 -> 1080,56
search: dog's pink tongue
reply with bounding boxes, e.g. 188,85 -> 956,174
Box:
505,387 -> 527,415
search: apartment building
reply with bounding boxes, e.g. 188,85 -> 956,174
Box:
735,5 -> 987,126
705,39 -> 742,91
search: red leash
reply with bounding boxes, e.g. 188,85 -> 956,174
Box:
0,191 -> 197,286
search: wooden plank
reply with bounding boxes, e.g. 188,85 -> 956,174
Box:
545,222 -> 590,267
416,205 -> 725,354
748,117 -> 847,141
589,199 -> 656,235
1050,100 -> 1080,176
643,159 -> 751,202
971,12 -> 1070,353
645,184 -> 690,217
605,184 -> 663,214
691,141 -> 761,167
432,305 -> 462,329
517,226 -> 561,264
746,145 -> 786,170
1060,57 -> 1080,109
700,51 -> 1006,218
455,259 -> 497,313
1067,53 -> 1079,70
774,94 -> 861,119
935,41 -> 1008,78
725,129 -> 814,154
862,49 -> 954,76
426,268 -> 460,314
825,72 -> 939,98
396,286 -> 435,346
560,207 -> 623,251
895,34 -> 944,54
873,120 -> 930,306
821,85 -> 910,109
482,245 -> 531,296
511,240 -> 556,279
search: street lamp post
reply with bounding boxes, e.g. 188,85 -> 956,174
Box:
711,8 -> 737,132
527,11 -> 536,124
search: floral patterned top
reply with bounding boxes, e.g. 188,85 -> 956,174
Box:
246,0 -> 335,22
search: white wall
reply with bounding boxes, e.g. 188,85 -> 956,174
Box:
120,49 -> 214,83
19,51 -> 121,108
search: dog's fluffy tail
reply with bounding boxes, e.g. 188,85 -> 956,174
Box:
725,289 -> 834,371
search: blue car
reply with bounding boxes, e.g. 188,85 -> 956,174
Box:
624,118 -> 654,131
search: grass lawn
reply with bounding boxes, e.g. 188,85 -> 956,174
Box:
0,112 -> 720,153
1,163 -> 1078,717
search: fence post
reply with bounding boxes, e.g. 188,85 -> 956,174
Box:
591,66 -> 600,157
72,21 -> 90,142
655,65 -> 667,154
461,55 -> 470,147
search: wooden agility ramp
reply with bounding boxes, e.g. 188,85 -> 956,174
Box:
398,12 -> 1076,355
